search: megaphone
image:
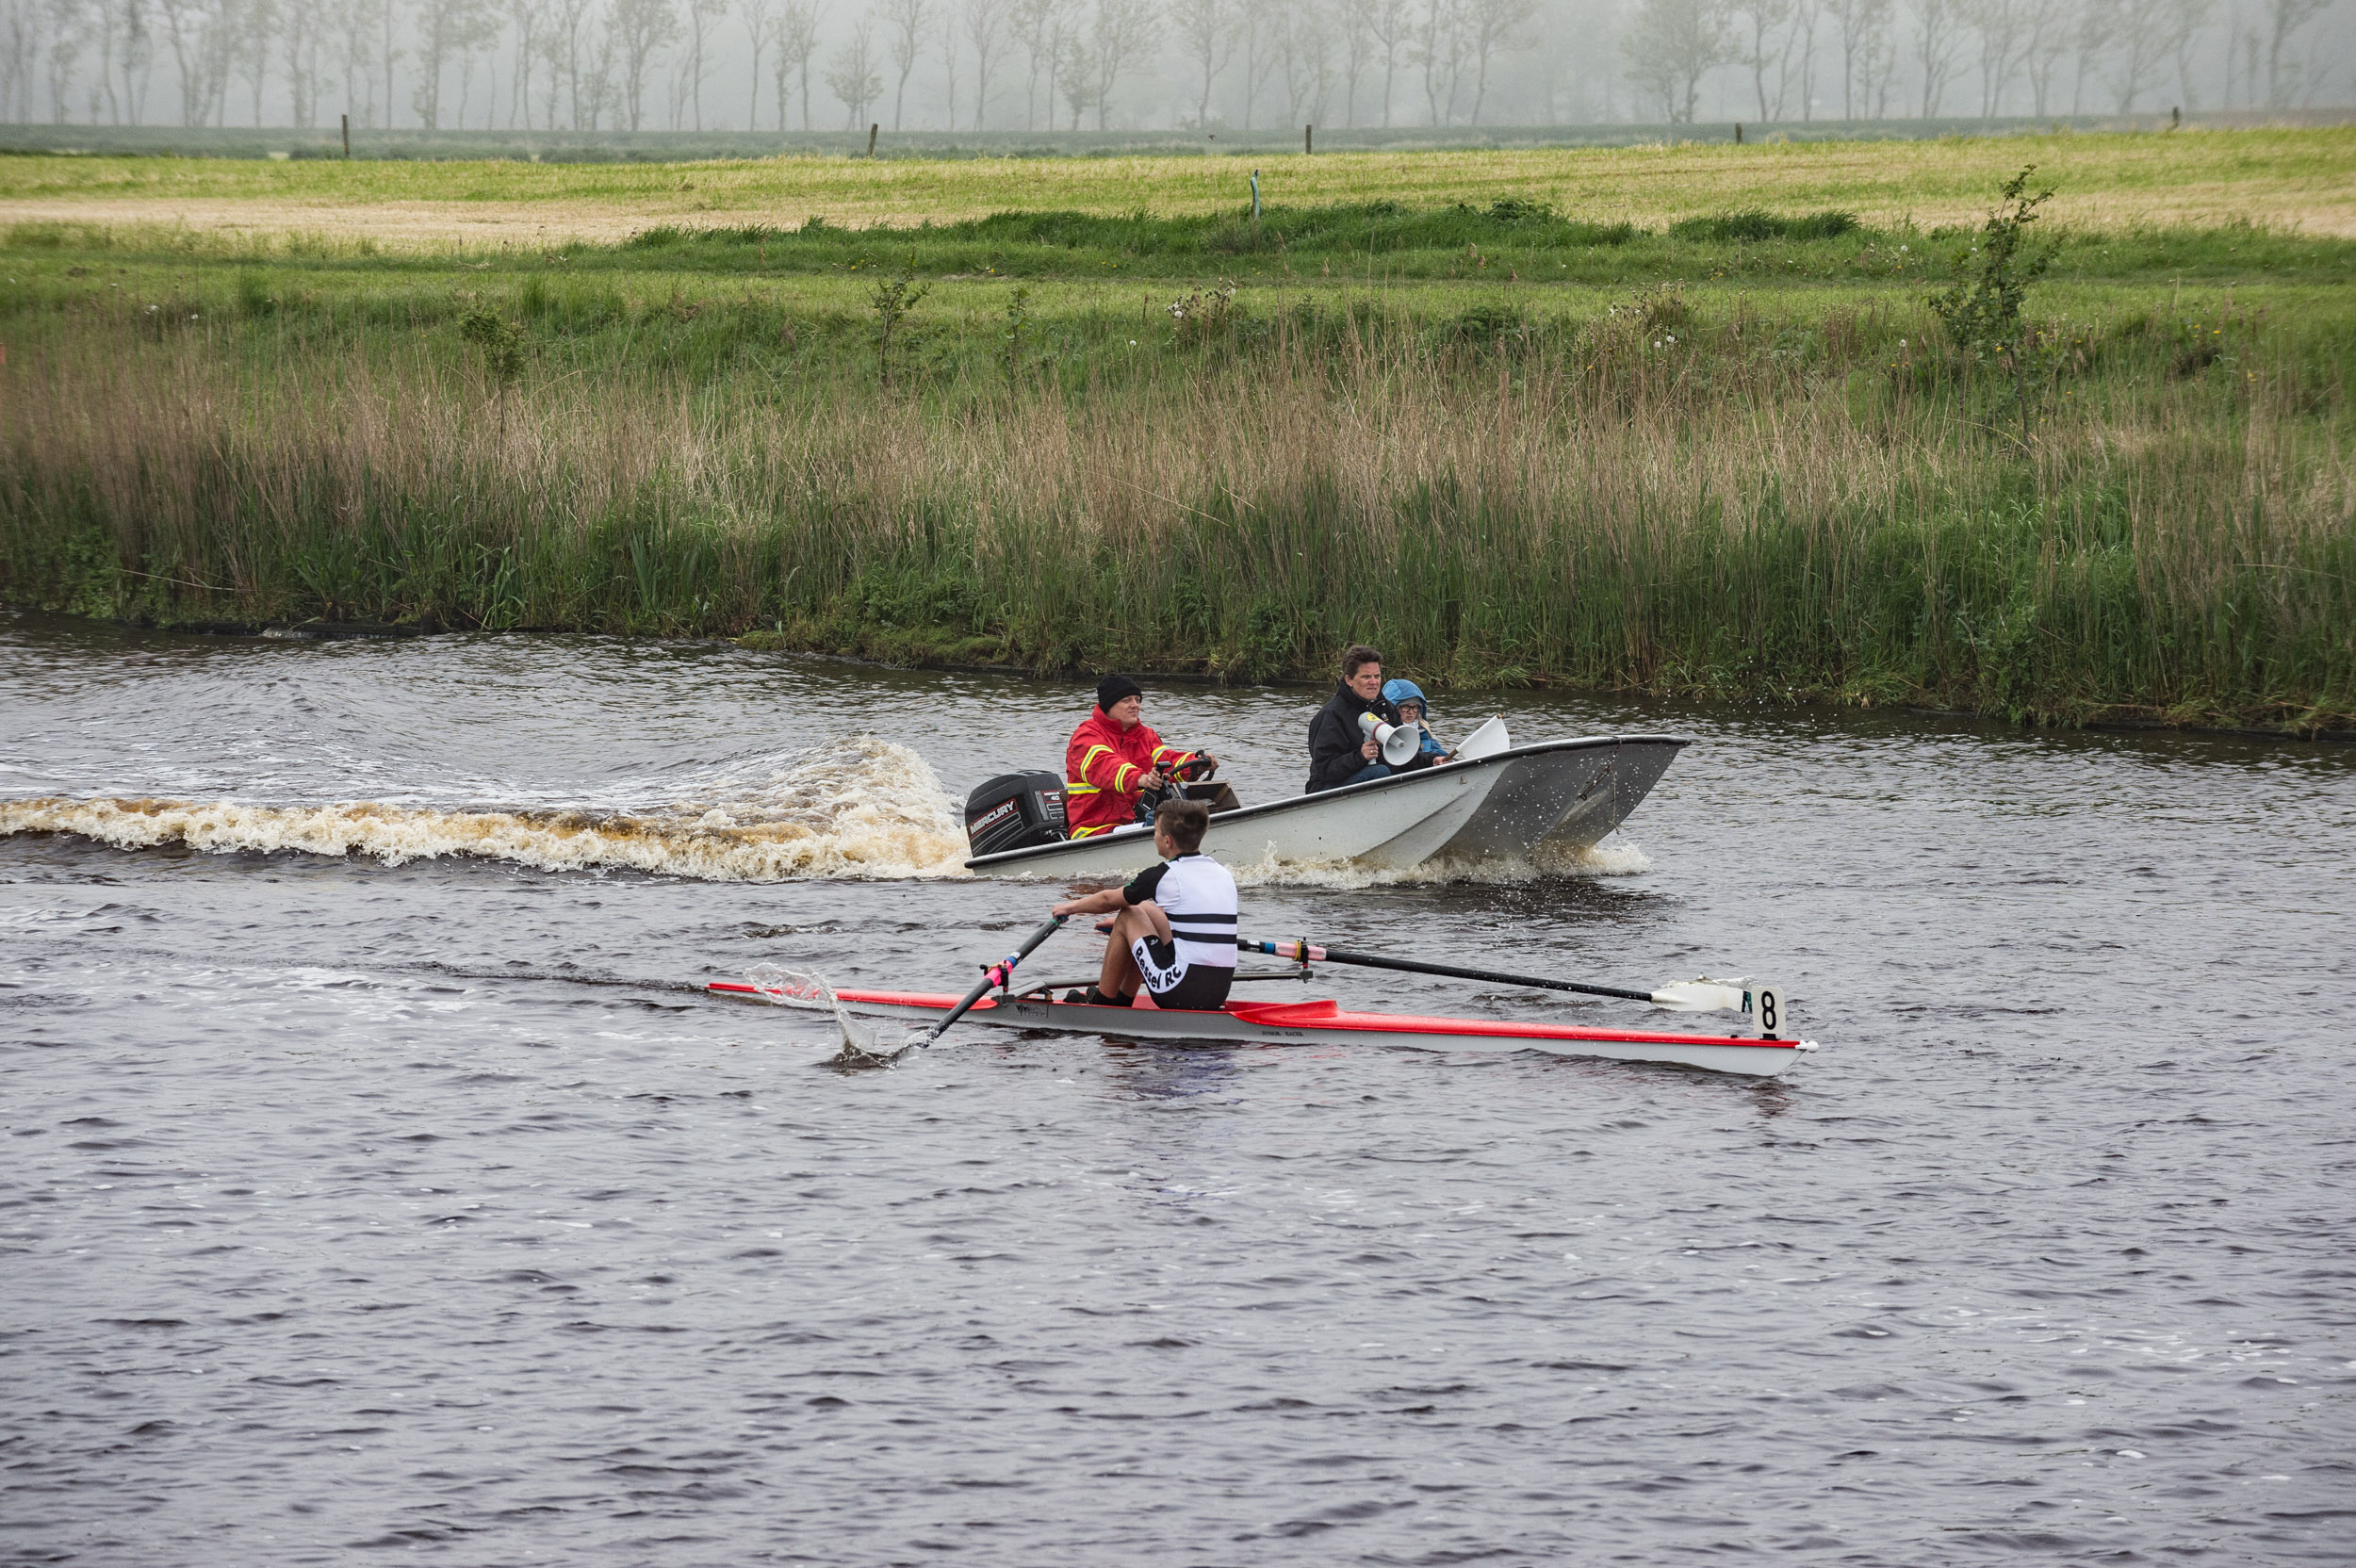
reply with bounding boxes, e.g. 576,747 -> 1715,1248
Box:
1360,710 -> 1423,767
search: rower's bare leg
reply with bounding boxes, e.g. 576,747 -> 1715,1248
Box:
1097,905 -> 1156,999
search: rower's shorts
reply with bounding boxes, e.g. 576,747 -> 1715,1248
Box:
1130,935 -> 1235,1011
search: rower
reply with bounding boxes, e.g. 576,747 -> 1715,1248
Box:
1049,799 -> 1238,1010
1063,675 -> 1219,840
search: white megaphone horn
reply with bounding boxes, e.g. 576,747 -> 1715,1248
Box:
1359,710 -> 1423,767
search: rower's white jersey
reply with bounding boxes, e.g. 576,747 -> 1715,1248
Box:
1125,853 -> 1238,970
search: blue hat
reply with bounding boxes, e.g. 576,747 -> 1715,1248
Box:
1381,678 -> 1427,710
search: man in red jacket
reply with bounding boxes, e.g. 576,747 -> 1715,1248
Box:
1064,675 -> 1219,839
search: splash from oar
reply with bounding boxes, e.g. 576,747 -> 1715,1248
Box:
743,963 -> 925,1068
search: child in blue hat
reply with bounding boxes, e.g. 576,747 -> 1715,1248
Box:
1380,678 -> 1456,766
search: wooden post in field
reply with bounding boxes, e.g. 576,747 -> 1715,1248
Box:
1304,124 -> 1313,155
1734,122 -> 1743,144
868,123 -> 878,157
1250,169 -> 1261,222
342,113 -> 351,158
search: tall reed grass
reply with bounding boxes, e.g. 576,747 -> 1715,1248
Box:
3,285 -> 2349,730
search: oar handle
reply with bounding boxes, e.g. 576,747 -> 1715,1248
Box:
923,913 -> 1068,1045
1238,937 -> 1656,1004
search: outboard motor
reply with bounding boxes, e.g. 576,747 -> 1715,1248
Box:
964,772 -> 1070,856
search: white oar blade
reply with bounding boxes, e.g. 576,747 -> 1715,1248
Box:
1648,979 -> 1751,1013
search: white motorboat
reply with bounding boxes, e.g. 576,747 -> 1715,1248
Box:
963,727 -> 1688,878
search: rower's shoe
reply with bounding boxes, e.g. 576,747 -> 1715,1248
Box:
1082,987 -> 1132,1007
1063,989 -> 1089,1004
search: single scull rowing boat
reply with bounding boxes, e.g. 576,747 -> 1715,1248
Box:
707,977 -> 1816,1077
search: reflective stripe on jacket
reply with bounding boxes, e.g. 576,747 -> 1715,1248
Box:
1064,706 -> 1184,838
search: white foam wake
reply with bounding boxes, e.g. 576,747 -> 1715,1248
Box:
0,737 -> 972,882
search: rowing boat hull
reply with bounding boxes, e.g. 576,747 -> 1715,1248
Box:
708,982 -> 1811,1077
960,735 -> 1688,879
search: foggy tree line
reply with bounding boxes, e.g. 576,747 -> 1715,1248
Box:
0,0 -> 2344,133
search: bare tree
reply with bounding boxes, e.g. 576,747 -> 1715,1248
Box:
546,0 -> 590,122
2167,0 -> 2209,106
159,0 -> 235,123
1008,0 -> 1071,127
884,0 -> 926,128
2,0 -> 37,122
675,0 -> 720,126
1621,0 -> 1731,120
90,0 -> 123,121
1056,24 -> 1088,121
1416,0 -> 1461,122
732,0 -> 770,127
325,0 -> 371,123
776,0 -> 813,125
1963,0 -> 2021,116
376,0 -> 397,117
282,0 -> 325,123
232,0 -> 274,125
2016,0 -> 2066,111
1733,0 -> 1792,118
1337,0 -> 1372,122
1364,0 -> 1407,121
606,0 -> 678,129
1824,0 -> 1890,114
2102,0 -> 2187,106
42,0 -> 89,122
1084,0 -> 1150,125
825,14 -> 879,125
123,0 -> 158,122
1170,0 -> 1232,124
1276,0 -> 1333,125
2069,0 -> 2109,110
961,0 -> 1006,126
940,0 -> 955,122
2264,0 -> 2329,105
1786,0 -> 1818,115
413,0 -> 497,127
1913,0 -> 1962,112
506,0 -> 548,123
1461,0 -> 1531,122
1238,0 -> 1282,124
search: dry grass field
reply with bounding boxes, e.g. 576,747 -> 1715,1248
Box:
3,127 -> 2351,250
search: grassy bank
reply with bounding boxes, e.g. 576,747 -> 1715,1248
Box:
1,151 -> 2351,733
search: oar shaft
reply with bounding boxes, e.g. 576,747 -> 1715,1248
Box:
1239,937 -> 1656,1004
925,914 -> 1066,1044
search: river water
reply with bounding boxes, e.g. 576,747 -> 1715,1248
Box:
4,610 -> 2352,1566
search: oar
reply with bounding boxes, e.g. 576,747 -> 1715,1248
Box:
921,914 -> 1067,1047
1236,936 -> 1759,1016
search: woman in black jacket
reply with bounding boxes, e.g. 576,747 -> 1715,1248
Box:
1306,644 -> 1402,793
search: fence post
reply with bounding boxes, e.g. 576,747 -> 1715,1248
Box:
1250,169 -> 1261,222
868,123 -> 878,157
1304,123 -> 1313,155
1734,122 -> 1743,144
342,112 -> 351,158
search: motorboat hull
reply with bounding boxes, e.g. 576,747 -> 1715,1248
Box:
962,735 -> 1688,878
